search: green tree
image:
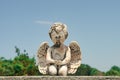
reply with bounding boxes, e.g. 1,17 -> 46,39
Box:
75,64 -> 105,76
0,46 -> 41,76
13,46 -> 40,75
90,68 -> 104,76
75,64 -> 92,76
106,65 -> 120,76
0,58 -> 14,76
13,63 -> 24,75
15,46 -> 20,56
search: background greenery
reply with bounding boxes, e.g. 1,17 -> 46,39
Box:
0,47 -> 120,76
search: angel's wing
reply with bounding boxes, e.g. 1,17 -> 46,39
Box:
36,42 -> 49,74
68,41 -> 82,74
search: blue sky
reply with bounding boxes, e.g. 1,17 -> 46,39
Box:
0,0 -> 120,71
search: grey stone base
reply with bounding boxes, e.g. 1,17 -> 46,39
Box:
0,76 -> 120,80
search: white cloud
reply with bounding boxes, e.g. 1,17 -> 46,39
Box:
35,20 -> 53,25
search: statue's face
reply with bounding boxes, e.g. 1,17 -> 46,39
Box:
51,30 -> 65,47
49,23 -> 68,47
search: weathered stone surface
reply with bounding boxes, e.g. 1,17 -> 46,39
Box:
0,76 -> 120,80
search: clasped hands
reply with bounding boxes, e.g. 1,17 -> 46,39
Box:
54,60 -> 62,65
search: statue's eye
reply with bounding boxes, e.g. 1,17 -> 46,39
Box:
55,36 -> 61,39
59,36 -> 61,38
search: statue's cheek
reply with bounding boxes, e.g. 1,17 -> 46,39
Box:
60,36 -> 66,43
52,38 -> 56,44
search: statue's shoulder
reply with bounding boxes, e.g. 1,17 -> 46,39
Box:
50,45 -> 55,49
62,44 -> 69,52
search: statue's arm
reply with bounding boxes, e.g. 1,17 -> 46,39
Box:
61,47 -> 71,65
46,48 -> 55,64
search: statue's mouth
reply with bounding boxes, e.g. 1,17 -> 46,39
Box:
54,42 -> 61,47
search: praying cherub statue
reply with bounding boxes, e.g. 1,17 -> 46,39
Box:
36,22 -> 82,76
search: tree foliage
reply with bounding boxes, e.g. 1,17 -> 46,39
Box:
106,65 -> 120,76
0,46 -> 40,76
75,64 -> 105,76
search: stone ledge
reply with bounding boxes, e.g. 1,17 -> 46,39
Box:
0,76 -> 120,80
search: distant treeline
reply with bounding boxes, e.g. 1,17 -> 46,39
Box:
0,46 -> 120,76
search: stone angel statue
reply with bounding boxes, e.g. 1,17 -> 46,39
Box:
36,22 -> 82,76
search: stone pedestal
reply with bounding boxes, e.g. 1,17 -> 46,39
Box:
0,76 -> 120,80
